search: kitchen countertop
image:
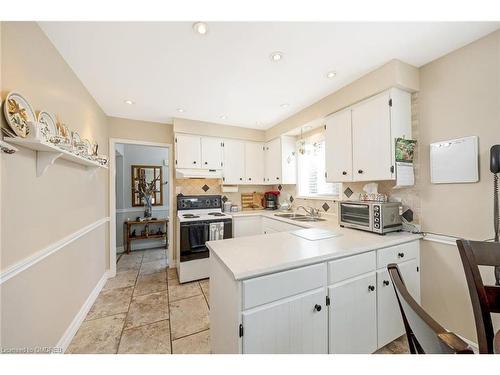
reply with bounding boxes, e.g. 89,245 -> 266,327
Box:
207,210 -> 422,281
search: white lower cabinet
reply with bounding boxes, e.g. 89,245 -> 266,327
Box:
376,258 -> 420,348
242,287 -> 328,354
328,272 -> 378,354
233,216 -> 262,238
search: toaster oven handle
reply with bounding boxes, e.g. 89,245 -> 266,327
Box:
342,203 -> 368,208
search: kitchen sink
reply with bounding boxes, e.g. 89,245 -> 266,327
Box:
274,213 -> 306,218
291,217 -> 327,222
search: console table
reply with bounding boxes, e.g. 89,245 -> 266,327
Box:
123,219 -> 168,254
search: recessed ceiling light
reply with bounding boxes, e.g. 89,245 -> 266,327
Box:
326,71 -> 337,78
220,115 -> 227,120
193,22 -> 208,35
124,99 -> 135,105
270,51 -> 284,62
280,103 -> 290,109
177,108 -> 185,113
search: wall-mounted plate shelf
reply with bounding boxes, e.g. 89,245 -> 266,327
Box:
6,137 -> 108,177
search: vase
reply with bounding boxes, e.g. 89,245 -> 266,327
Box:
144,194 -> 153,218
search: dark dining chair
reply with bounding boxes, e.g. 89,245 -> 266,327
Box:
388,263 -> 474,354
456,239 -> 500,354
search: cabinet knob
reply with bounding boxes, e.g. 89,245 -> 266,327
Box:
276,177 -> 279,180
314,304 -> 322,312
342,171 -> 347,175
368,285 -> 375,292
398,252 -> 405,258
383,280 -> 390,286
358,169 -> 363,174
239,178 -> 243,181
248,178 -> 252,181
193,161 -> 197,164
204,161 -> 208,165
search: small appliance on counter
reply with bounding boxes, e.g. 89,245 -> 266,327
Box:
339,201 -> 402,234
263,191 -> 280,210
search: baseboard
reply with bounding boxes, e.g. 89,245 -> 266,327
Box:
116,242 -> 167,253
56,270 -> 110,353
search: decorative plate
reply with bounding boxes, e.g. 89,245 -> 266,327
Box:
83,139 -> 92,155
37,111 -> 57,141
3,92 -> 35,138
72,131 -> 81,146
57,123 -> 70,141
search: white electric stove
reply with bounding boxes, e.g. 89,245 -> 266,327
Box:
176,195 -> 233,283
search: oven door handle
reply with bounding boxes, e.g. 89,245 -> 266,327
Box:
342,203 -> 368,208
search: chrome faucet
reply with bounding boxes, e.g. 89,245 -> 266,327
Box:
296,205 -> 320,218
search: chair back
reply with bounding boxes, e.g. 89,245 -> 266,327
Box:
388,263 -> 473,354
456,239 -> 500,354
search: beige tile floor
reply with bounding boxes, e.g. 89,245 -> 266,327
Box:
67,248 -> 408,354
67,249 -> 210,354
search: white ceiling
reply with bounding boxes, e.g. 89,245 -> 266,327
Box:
39,22 -> 499,129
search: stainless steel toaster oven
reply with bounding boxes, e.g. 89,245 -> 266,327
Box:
339,201 -> 403,234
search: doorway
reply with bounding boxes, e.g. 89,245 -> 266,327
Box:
109,139 -> 173,277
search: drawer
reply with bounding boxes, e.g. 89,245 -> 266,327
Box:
242,263 -> 327,309
377,241 -> 419,269
328,251 -> 376,284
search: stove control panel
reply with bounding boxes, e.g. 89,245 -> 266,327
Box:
177,195 -> 222,210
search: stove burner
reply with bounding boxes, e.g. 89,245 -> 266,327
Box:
182,214 -> 200,218
207,212 -> 225,217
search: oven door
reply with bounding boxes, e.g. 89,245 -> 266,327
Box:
179,219 -> 233,262
340,203 -> 372,231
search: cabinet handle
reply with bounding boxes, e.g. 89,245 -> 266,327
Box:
383,280 -> 390,286
342,171 -> 347,175
314,304 -> 322,312
398,252 -> 405,258
368,285 -> 375,292
358,169 -> 363,174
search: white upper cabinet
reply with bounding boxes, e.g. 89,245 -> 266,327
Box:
324,87 -> 411,183
264,138 -> 281,183
325,109 -> 352,182
175,134 -> 201,169
201,137 -> 223,169
352,91 -> 392,181
223,139 -> 246,184
245,142 -> 265,184
264,136 -> 297,185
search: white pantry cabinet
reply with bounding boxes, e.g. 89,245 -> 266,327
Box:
264,136 -> 297,185
244,142 -> 265,184
175,134 -> 223,170
222,139 -> 246,184
325,88 -> 411,183
242,287 -> 328,354
325,109 -> 352,182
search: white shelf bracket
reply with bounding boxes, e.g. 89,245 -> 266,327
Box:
36,150 -> 63,177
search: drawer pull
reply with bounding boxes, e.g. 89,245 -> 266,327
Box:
398,252 -> 405,258
342,171 -> 347,175
368,285 -> 375,292
383,280 -> 390,286
314,304 -> 322,312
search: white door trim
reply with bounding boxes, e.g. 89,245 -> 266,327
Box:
109,138 -> 174,277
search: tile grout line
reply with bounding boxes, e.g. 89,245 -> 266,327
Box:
115,252 -> 145,354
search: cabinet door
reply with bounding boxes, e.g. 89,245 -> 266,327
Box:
325,109 -> 353,182
329,272 -> 377,354
201,137 -> 223,169
264,138 -> 281,184
245,142 -> 265,184
242,288 -> 327,354
233,216 -> 262,237
377,258 -> 420,348
281,136 -> 297,184
351,92 -> 392,181
175,134 -> 201,169
223,139 -> 246,184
